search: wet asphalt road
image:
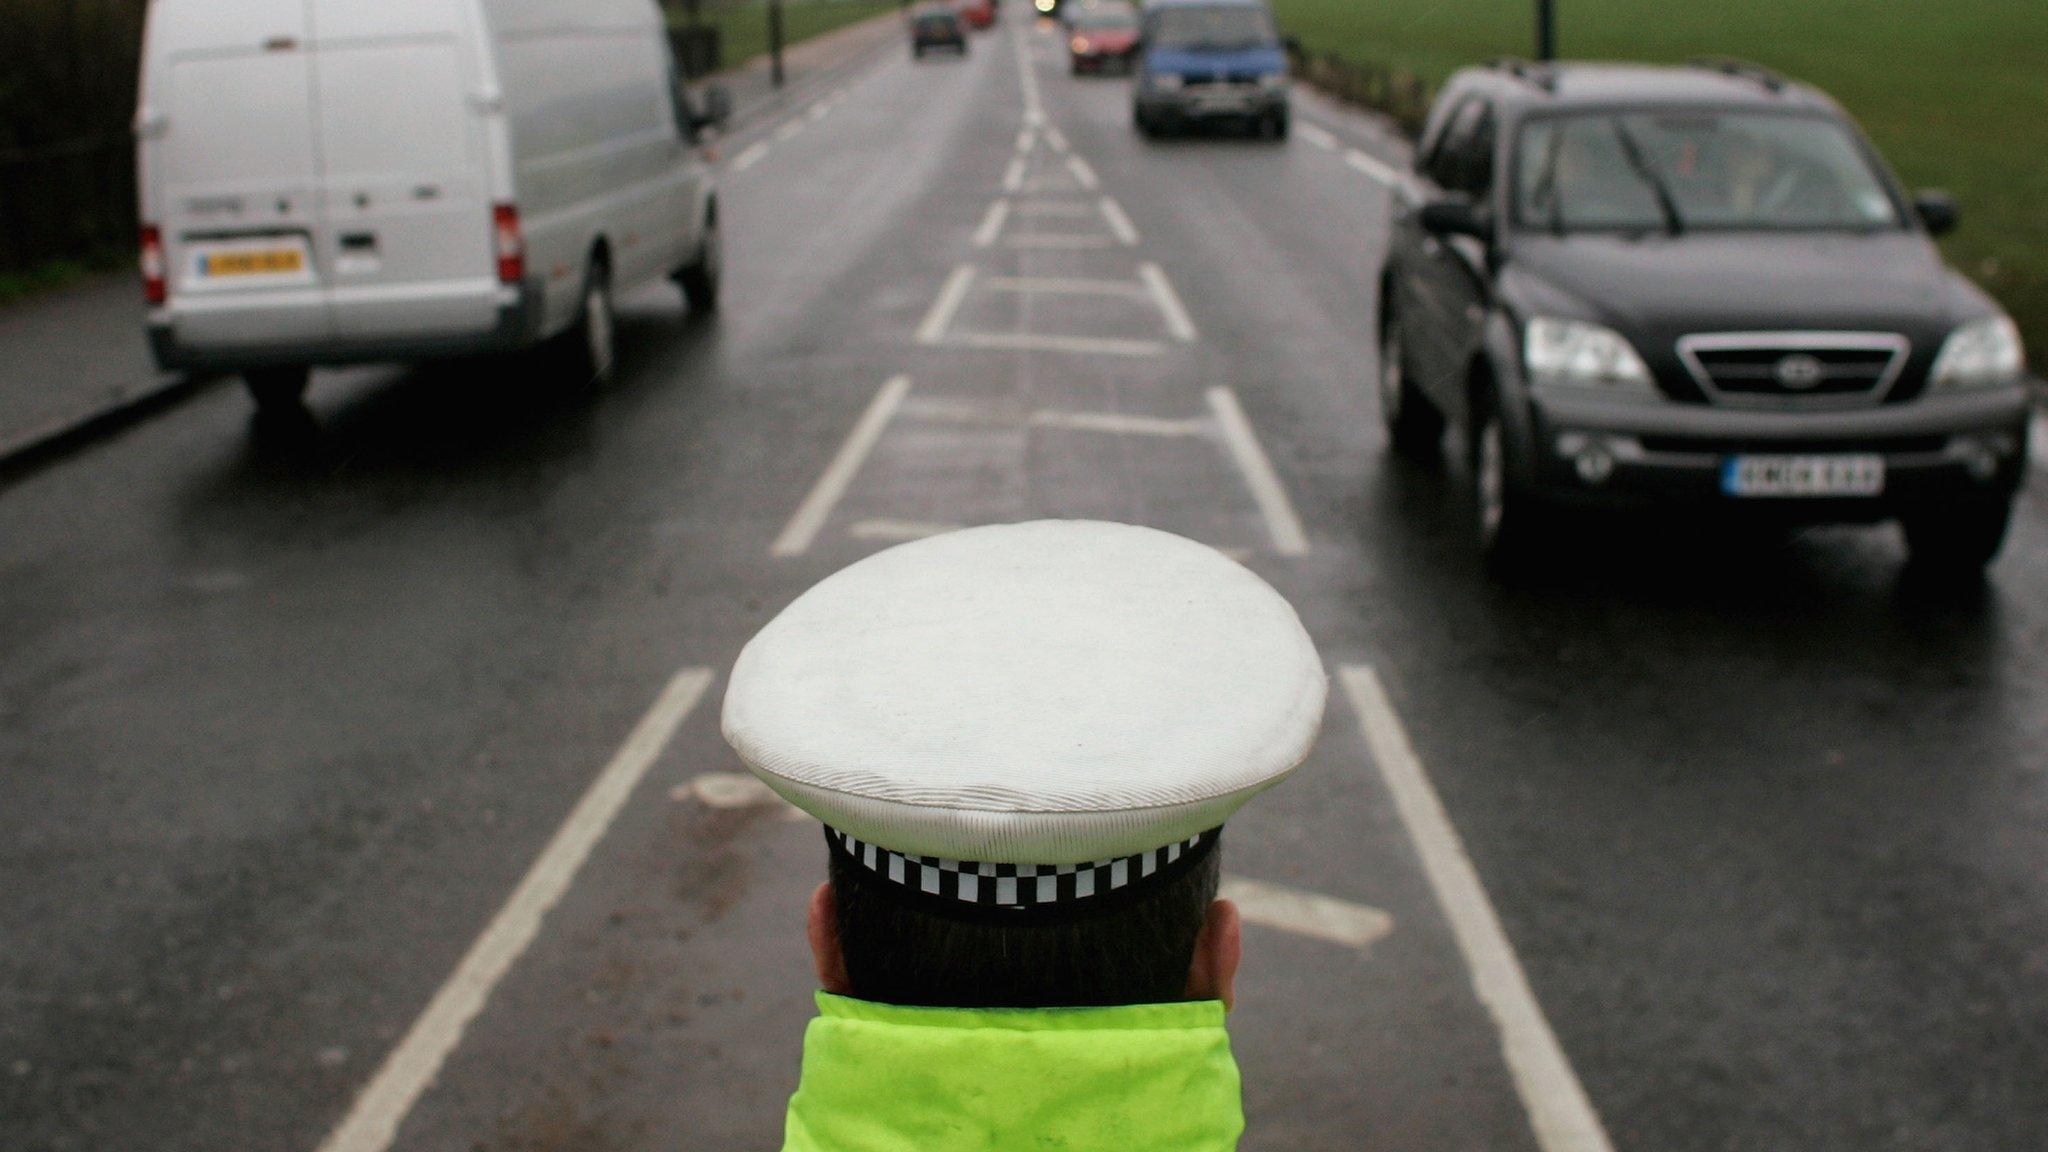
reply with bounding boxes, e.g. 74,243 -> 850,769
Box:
6,16 -> 2048,1152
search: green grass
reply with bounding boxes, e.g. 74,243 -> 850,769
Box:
0,249 -> 133,309
1272,0 -> 2048,366
676,0 -> 902,72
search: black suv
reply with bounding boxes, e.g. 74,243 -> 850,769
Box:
1378,60 -> 2030,575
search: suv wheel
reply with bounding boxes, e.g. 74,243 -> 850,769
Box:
244,367 -> 309,413
1379,309 -> 1443,458
1901,497 -> 2013,577
1472,398 -> 1545,574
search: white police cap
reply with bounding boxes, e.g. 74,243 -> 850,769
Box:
722,521 -> 1325,906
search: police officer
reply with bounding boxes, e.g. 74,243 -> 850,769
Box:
722,520 -> 1327,1152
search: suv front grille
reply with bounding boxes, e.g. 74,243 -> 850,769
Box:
1676,332 -> 1910,407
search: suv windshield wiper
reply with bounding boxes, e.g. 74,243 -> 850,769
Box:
1610,120 -> 1685,236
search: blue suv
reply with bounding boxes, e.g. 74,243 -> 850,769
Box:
1133,0 -> 1290,139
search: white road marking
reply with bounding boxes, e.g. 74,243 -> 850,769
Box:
915,265 -> 978,344
807,99 -> 833,121
1345,148 -> 1399,186
1002,157 -> 1028,192
899,395 -> 1000,423
1022,175 -> 1082,193
945,331 -> 1169,358
1296,122 -> 1339,151
1013,20 -> 1045,123
1098,196 -> 1141,245
1206,387 -> 1310,555
770,376 -> 913,556
729,141 -> 771,172
314,668 -> 715,1152
775,120 -> 805,143
1139,261 -> 1199,342
1339,666 -> 1615,1152
1015,201 -> 1096,217
1045,126 -> 1071,153
1222,877 -> 1395,952
1016,127 -> 1037,153
2031,410 -> 2047,469
848,518 -> 965,541
674,772 -> 807,821
1066,154 -> 1101,190
972,198 -> 1012,248
983,275 -> 1149,298
1006,233 -> 1115,249
1029,409 -> 1212,437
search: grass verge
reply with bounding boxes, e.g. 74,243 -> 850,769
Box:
1272,0 -> 2048,366
675,0 -> 901,73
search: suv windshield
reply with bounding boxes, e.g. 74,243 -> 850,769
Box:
1514,111 -> 1903,234
1146,5 -> 1276,50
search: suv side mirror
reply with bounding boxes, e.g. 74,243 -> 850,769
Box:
1419,197 -> 1492,244
1914,190 -> 1958,237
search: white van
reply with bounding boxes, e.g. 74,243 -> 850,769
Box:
135,0 -> 728,411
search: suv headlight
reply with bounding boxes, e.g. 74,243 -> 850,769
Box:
1929,315 -> 2024,391
1149,73 -> 1184,91
1524,318 -> 1655,392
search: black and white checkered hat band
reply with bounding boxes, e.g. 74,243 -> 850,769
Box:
828,826 -> 1209,909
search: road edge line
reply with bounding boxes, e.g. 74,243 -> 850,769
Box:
313,667 -> 716,1152
771,375 -> 912,556
1205,386 -> 1310,555
1138,261 -> 1198,342
1338,665 -> 1615,1152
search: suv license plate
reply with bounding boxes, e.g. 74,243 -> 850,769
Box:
1722,454 -> 1885,498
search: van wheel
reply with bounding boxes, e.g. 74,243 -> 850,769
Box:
677,215 -> 722,315
555,262 -> 615,385
1379,308 -> 1443,459
1901,497 -> 2013,578
244,367 -> 309,413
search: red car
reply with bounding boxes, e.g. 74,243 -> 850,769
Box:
1067,1 -> 1139,74
956,0 -> 997,30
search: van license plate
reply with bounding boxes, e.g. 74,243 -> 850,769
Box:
1722,454 -> 1884,498
199,248 -> 305,278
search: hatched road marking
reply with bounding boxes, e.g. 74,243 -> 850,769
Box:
946,331 -> 1169,357
1098,196 -> 1141,245
316,668 -> 716,1152
848,518 -> 966,542
1005,233 -> 1115,249
1341,666 -> 1616,1152
983,275 -> 1150,298
1067,154 -> 1101,190
1345,148 -> 1400,186
1139,262 -> 1199,342
771,376 -> 913,557
1029,409 -> 1213,438
972,199 -> 1012,248
1003,157 -> 1027,191
916,265 -> 978,344
1223,878 -> 1394,952
729,141 -> 771,172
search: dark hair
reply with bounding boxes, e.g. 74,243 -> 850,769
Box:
827,839 -> 1222,1009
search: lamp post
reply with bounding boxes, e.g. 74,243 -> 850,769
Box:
1535,0 -> 1556,61
769,0 -> 787,88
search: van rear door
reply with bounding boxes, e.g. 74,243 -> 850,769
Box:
151,0 -> 331,346
308,0 -> 497,340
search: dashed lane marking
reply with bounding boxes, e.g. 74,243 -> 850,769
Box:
1045,125 -> 1071,153
1296,122 -> 1339,151
1099,196 -> 1141,245
1016,127 -> 1037,153
1222,878 -> 1395,952
774,119 -> 805,143
807,99 -> 833,121
1340,666 -> 1615,1152
916,265 -> 978,344
946,331 -> 1169,357
316,668 -> 716,1152
1005,233 -> 1115,250
1206,387 -> 1310,555
1139,262 -> 1199,342
1002,156 -> 1027,192
729,141 -> 771,172
1014,19 -> 1045,123
771,376 -> 913,557
982,275 -> 1149,297
848,518 -> 967,542
1345,147 -> 1399,186
1066,154 -> 1101,190
1029,409 -> 1212,437
972,199 -> 1012,248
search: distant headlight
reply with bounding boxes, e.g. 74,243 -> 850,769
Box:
1258,72 -> 1288,89
1149,73 -> 1184,91
1525,318 -> 1655,392
1929,315 -> 2025,391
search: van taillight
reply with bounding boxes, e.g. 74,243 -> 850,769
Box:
493,204 -> 525,285
141,225 -> 167,305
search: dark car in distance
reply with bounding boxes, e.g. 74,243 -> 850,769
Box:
910,3 -> 968,57
1378,60 -> 2030,576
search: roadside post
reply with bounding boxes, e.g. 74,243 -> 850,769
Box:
770,0 -> 787,87
1535,0 -> 1556,60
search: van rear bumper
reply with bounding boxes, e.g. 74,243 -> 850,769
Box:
147,281 -> 543,372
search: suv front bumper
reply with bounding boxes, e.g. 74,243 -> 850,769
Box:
1525,384 -> 2031,516
1136,85 -> 1287,122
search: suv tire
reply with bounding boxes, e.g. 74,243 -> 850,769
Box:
676,213 -> 722,315
1472,395 -> 1546,575
1378,307 -> 1443,458
244,367 -> 309,413
552,258 -> 615,386
1901,497 -> 2013,577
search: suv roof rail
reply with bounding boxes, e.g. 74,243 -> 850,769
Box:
1689,56 -> 1787,93
1483,57 -> 1557,92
